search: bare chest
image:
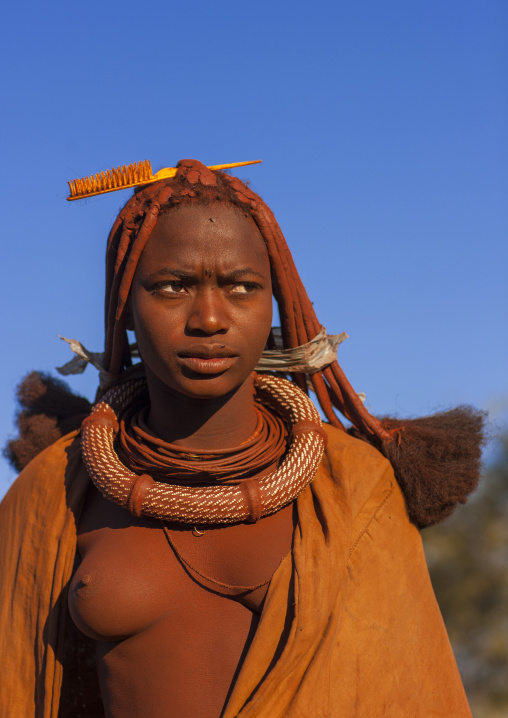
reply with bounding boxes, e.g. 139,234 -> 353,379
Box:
69,484 -> 294,642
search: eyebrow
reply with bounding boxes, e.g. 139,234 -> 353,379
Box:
222,268 -> 266,280
144,267 -> 266,282
144,268 -> 194,282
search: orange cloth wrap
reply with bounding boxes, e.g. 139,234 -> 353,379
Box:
0,426 -> 471,717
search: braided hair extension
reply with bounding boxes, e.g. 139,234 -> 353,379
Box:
99,159 -> 485,527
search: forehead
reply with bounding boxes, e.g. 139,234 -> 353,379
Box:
137,203 -> 269,272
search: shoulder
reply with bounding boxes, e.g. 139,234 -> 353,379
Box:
1,431 -> 82,516
321,423 -> 390,475
0,430 -> 88,609
318,423 -> 402,526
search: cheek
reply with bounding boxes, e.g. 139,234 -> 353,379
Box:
131,295 -> 176,347
261,302 -> 273,334
248,299 -> 273,348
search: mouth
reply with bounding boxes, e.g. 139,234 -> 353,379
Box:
177,346 -> 238,375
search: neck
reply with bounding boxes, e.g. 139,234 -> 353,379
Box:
143,370 -> 258,451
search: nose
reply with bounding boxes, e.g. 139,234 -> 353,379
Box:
185,288 -> 229,335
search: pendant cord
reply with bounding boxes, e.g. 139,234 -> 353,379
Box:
161,523 -> 282,594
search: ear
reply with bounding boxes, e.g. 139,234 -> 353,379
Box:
124,296 -> 134,332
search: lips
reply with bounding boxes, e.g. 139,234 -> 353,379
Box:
178,344 -> 238,359
177,345 -> 238,374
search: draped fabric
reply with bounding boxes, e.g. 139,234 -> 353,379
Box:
0,432 -> 88,718
0,427 -> 471,717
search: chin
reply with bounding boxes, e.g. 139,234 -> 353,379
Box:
178,380 -> 234,400
151,368 -> 252,402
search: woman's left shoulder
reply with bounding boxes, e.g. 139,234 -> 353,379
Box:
318,423 -> 396,522
321,423 -> 392,481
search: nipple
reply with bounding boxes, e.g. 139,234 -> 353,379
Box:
72,573 -> 94,596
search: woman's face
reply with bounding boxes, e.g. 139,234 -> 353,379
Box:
128,202 -> 273,400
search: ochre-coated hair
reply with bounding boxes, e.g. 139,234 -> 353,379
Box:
103,159 -> 386,441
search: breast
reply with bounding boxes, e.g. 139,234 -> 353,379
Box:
68,527 -> 185,642
69,484 -> 294,642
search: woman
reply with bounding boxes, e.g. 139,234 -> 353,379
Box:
1,159 -> 484,717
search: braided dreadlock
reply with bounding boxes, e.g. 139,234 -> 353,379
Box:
6,159 -> 485,527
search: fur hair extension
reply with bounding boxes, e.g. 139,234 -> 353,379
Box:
380,408 -> 486,528
4,372 -> 91,472
350,407 -> 487,528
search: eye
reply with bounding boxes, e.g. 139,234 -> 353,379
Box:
152,281 -> 187,295
229,282 -> 259,294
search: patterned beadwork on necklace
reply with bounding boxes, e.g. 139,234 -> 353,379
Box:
80,373 -> 326,525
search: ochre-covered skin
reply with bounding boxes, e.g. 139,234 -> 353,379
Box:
66,202 -> 296,715
0,427 -> 472,717
70,479 -> 293,717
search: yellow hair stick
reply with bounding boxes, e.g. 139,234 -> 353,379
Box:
67,160 -> 262,201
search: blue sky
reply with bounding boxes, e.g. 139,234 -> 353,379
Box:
1,0 -> 507,494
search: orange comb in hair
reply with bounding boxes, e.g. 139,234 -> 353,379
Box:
67,159 -> 262,201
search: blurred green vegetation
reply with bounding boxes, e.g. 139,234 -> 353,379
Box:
423,434 -> 508,718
